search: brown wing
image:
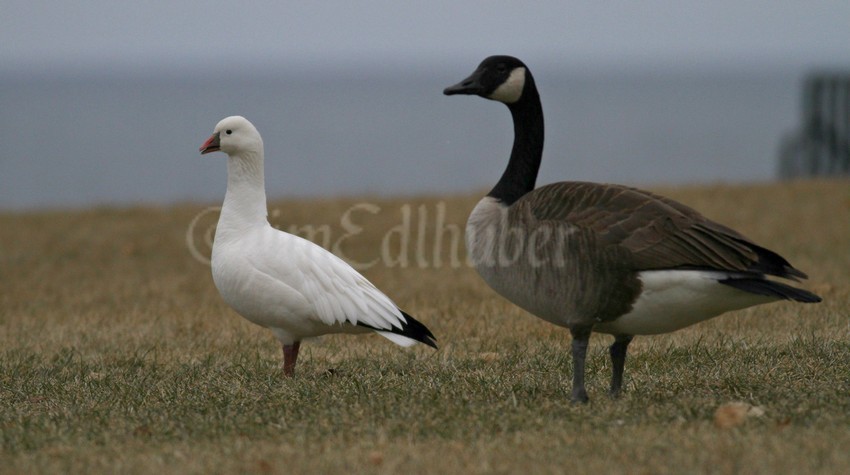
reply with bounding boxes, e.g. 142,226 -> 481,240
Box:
520,181 -> 806,280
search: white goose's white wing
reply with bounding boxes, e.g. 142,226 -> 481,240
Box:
249,227 -> 416,343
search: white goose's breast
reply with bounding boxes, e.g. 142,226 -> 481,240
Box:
211,235 -> 310,330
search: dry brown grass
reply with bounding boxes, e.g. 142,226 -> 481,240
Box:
1,179 -> 848,474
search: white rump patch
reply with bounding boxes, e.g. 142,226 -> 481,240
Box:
594,270 -> 777,335
488,67 -> 526,104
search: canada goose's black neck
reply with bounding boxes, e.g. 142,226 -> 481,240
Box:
487,78 -> 544,206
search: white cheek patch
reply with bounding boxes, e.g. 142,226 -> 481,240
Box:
488,67 -> 526,104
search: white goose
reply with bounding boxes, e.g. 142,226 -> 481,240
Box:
444,56 -> 821,403
199,116 -> 436,376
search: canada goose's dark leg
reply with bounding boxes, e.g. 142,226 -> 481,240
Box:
282,341 -> 301,377
569,327 -> 592,404
609,334 -> 633,398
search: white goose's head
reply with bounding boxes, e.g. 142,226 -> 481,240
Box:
199,116 -> 263,157
443,55 -> 530,105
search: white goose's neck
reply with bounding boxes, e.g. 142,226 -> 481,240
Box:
217,149 -> 268,240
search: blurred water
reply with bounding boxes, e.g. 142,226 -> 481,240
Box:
0,68 -> 801,210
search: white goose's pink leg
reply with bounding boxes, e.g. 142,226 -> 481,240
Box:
282,341 -> 301,377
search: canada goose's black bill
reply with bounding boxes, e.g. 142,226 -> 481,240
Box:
199,131 -> 221,155
443,70 -> 486,96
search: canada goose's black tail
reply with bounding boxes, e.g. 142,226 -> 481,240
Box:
720,277 -> 822,303
359,310 -> 438,349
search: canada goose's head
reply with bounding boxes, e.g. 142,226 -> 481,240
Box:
443,55 -> 529,104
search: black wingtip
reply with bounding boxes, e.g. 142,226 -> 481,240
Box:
399,310 -> 439,349
781,265 -> 809,282
720,277 -> 822,303
741,239 -> 810,282
358,311 -> 438,349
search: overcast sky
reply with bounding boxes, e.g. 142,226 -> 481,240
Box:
3,1 -> 850,74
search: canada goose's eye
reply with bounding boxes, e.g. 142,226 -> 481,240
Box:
496,63 -> 507,73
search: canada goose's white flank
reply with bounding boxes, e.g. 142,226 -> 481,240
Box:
444,56 -> 821,403
199,116 -> 436,376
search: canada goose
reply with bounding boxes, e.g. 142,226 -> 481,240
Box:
443,56 -> 821,403
199,116 -> 436,376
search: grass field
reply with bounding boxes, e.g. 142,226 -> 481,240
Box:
1,180 -> 848,474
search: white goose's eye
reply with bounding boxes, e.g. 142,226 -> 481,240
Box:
226,129 -> 233,135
